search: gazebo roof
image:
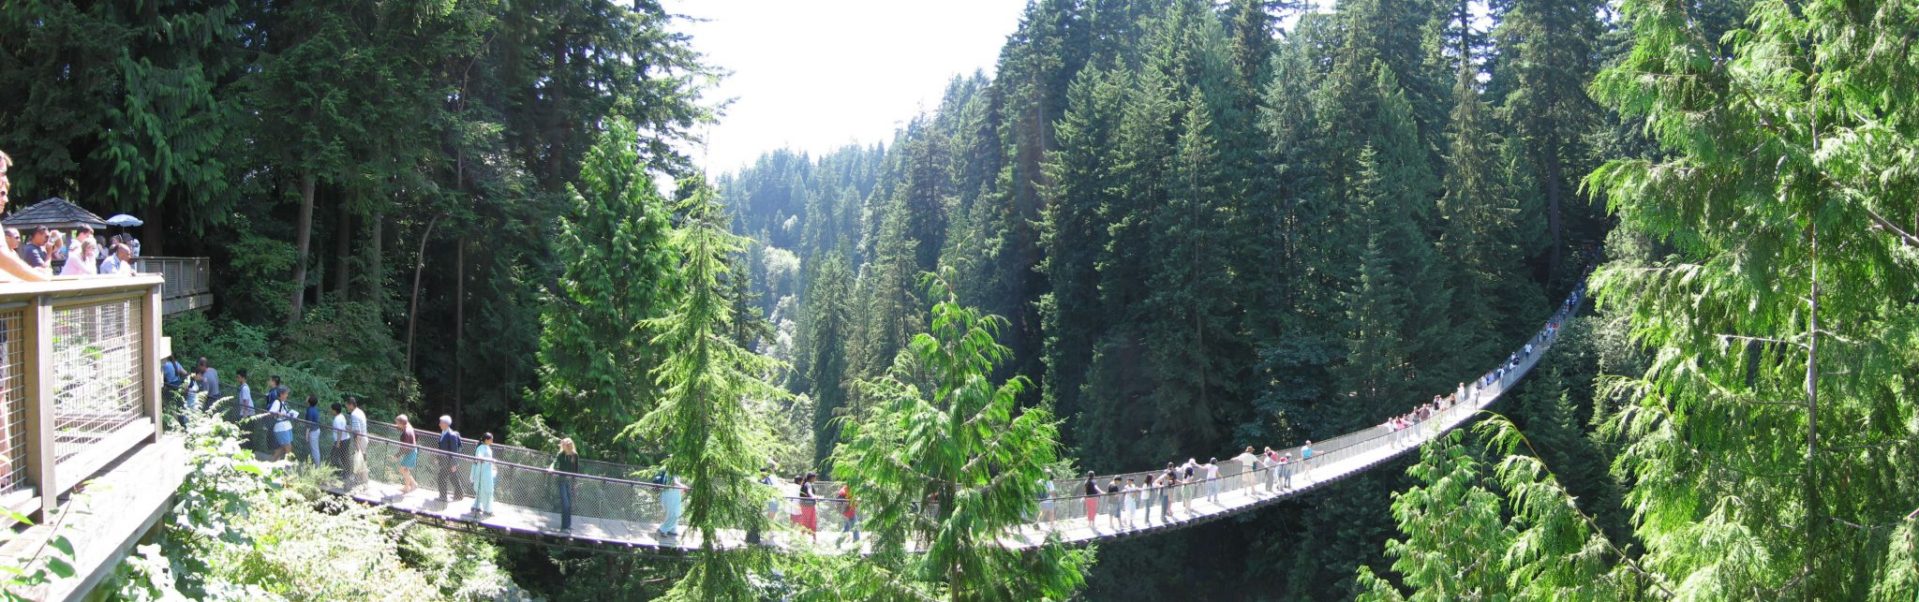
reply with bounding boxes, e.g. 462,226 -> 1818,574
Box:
3,197 -> 109,230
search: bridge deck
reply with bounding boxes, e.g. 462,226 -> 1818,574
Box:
285,287 -> 1582,554
313,319 -> 1547,554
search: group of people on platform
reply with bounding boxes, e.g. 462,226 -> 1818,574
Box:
0,151 -> 142,283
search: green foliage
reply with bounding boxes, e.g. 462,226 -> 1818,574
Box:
166,313 -> 346,409
276,302 -> 418,413
1581,0 -> 1919,597
832,274 -> 1091,601
1361,418 -> 1652,601
110,406 -> 515,601
797,251 -> 855,470
0,510 -> 78,601
631,178 -> 785,600
536,116 -> 682,461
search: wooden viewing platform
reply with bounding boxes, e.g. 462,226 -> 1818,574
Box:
0,275 -> 178,602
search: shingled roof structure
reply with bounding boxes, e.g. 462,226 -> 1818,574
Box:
2,197 -> 110,230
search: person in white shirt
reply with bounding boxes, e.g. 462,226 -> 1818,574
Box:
330,403 -> 351,477
1230,446 -> 1260,494
97,243 -> 135,276
234,370 -> 255,450
1203,457 -> 1222,503
266,391 -> 294,461
346,397 -> 370,487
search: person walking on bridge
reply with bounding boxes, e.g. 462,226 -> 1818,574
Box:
1264,447 -> 1283,493
1082,472 -> 1103,528
657,467 -> 684,538
1119,478 -> 1138,529
471,433 -> 496,517
551,438 -> 578,531
1143,465 -> 1174,521
266,390 -> 293,461
266,391 -> 291,460
795,472 -> 819,543
346,397 -> 369,488
1203,458 -> 1221,503
394,415 -> 419,494
1231,447 -> 1259,493
330,403 -> 351,482
1299,441 -> 1314,481
1180,460 -> 1197,514
302,393 -> 322,463
436,416 -> 467,504
1038,475 -> 1056,523
837,483 -> 859,543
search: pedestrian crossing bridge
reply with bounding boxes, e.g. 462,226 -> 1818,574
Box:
279,284 -> 1584,554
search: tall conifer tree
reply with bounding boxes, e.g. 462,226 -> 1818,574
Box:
535,119 -> 680,458
633,178 -> 782,600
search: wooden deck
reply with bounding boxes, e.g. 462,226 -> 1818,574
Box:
0,437 -> 187,602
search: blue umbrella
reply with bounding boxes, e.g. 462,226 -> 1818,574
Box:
105,214 -> 143,227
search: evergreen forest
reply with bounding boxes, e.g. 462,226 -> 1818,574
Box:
2,0 -> 1916,599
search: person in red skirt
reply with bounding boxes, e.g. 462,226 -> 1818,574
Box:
794,472 -> 819,542
1082,471 -> 1103,528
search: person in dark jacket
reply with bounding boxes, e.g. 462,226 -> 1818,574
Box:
436,415 -> 466,502
552,438 -> 580,531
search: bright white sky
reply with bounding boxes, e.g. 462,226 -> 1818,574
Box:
664,0 -> 1032,175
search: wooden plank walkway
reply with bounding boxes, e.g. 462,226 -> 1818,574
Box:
0,437 -> 188,602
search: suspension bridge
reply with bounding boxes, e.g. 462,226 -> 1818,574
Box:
257,284 -> 1585,554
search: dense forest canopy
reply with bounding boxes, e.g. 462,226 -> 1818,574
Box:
4,0 -> 1916,599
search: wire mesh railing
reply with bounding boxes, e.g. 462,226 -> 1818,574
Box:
239,280 -> 1586,549
0,309 -> 26,498
50,296 -> 146,470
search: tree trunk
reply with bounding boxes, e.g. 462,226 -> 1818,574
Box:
143,201 -> 167,256
333,202 -> 352,302
290,172 -> 317,324
1542,140 -> 1565,273
405,215 -> 442,374
455,237 -> 465,424
369,211 -> 385,311
1802,223 -> 1821,597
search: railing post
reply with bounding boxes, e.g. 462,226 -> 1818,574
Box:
22,295 -> 55,518
142,283 -> 162,441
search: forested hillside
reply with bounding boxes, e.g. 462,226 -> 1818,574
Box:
724,0 -> 1618,596
6,0 -> 1916,599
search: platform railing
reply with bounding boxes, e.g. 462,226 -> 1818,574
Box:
134,256 -> 211,315
0,275 -> 166,519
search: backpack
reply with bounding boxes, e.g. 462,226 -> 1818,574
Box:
652,471 -> 668,485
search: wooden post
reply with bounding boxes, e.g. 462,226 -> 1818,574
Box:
23,295 -> 55,518
143,282 -> 163,441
